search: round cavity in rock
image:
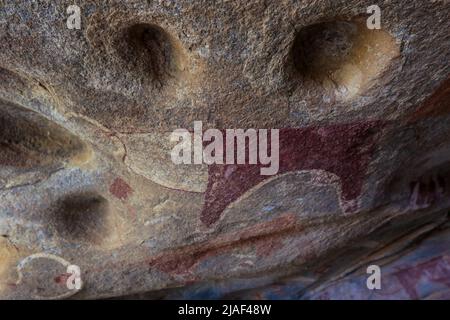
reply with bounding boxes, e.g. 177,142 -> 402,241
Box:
53,194 -> 110,245
0,99 -> 90,171
291,19 -> 399,101
119,23 -> 184,87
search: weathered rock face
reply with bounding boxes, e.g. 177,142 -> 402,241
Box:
0,0 -> 449,299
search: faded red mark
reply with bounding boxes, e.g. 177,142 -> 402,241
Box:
148,213 -> 298,276
125,203 -> 137,220
214,213 -> 297,245
109,177 -> 133,201
408,77 -> 450,123
201,122 -> 383,226
148,249 -> 219,275
255,238 -> 284,258
54,273 -> 71,286
81,214 -> 299,279
393,255 -> 450,300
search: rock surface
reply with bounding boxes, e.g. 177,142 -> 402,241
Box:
0,0 -> 449,299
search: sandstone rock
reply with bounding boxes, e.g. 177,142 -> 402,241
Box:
0,0 -> 449,299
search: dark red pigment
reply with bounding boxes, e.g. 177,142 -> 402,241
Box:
201,121 -> 383,226
408,77 -> 450,123
109,177 -> 134,201
54,273 -> 71,285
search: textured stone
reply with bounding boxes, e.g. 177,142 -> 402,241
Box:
0,0 -> 449,299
